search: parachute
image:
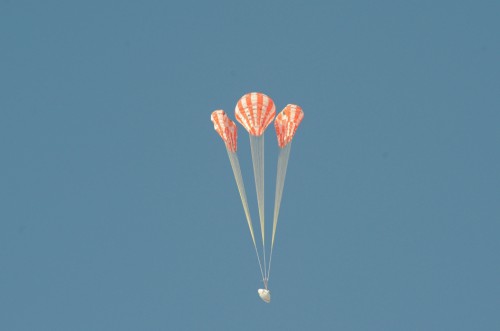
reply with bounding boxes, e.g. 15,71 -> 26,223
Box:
211,94 -> 304,303
210,110 -> 265,282
235,92 -> 276,290
267,105 -> 304,280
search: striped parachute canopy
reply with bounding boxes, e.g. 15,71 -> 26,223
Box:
275,104 -> 304,148
235,92 -> 276,136
211,110 -> 238,152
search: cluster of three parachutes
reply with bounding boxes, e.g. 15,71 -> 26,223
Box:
211,92 -> 304,303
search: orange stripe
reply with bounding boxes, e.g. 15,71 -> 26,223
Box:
236,98 -> 253,134
245,93 -> 255,135
274,110 -> 286,148
256,93 -> 263,131
211,110 -> 224,140
263,97 -> 275,133
287,106 -> 295,139
226,120 -> 237,152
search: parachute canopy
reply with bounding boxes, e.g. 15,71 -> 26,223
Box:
211,110 -> 238,152
275,104 -> 304,148
235,92 -> 276,136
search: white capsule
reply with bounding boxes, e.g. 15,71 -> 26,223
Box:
258,289 -> 271,303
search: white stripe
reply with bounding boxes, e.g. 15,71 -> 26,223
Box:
282,105 -> 304,145
261,94 -> 269,129
251,93 -> 259,129
240,97 -> 251,130
211,111 -> 224,140
262,98 -> 275,133
274,113 -> 282,146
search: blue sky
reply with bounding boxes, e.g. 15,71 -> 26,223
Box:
1,1 -> 499,330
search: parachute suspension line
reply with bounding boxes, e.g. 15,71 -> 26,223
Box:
249,134 -> 267,282
267,142 -> 292,282
226,148 -> 265,282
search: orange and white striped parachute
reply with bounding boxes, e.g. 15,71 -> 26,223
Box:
211,110 -> 238,152
210,109 -> 265,285
234,93 -> 276,288
275,104 -> 304,148
210,94 -> 304,304
235,92 -> 276,136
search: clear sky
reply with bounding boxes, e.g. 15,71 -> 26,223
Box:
1,1 -> 499,330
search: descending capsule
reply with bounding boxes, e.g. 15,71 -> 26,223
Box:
211,110 -> 238,152
235,92 -> 276,136
275,104 -> 304,148
258,289 -> 271,303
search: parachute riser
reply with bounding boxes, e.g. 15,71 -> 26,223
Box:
249,134 -> 268,281
225,148 -> 266,282
267,142 -> 292,283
